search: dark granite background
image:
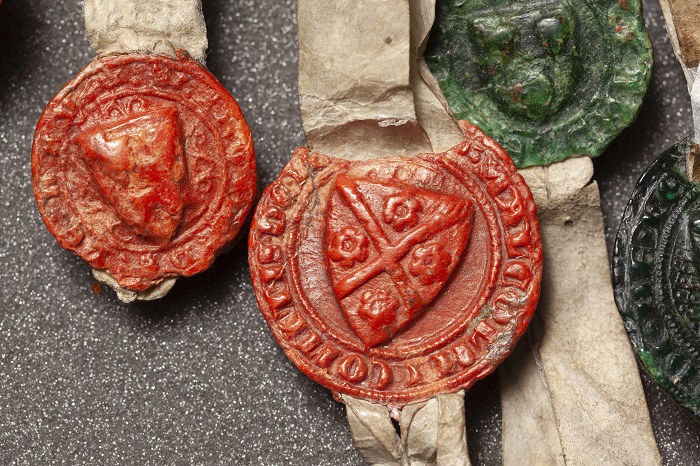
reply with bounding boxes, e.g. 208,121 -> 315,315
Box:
0,0 -> 698,464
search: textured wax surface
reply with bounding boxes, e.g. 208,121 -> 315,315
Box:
249,135 -> 542,406
612,137 -> 700,420
427,0 -> 653,168
0,0 -> 698,465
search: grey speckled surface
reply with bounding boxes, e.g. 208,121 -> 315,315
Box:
0,0 -> 698,464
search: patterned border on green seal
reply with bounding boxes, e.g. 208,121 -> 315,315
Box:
427,0 -> 653,168
613,137 -> 700,419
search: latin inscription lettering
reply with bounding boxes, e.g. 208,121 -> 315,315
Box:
294,330 -> 322,354
263,279 -> 292,312
278,311 -> 306,335
406,364 -> 422,387
338,355 -> 368,383
258,207 -> 286,236
310,343 -> 340,369
454,345 -> 475,366
432,352 -> 458,376
471,321 -> 497,348
368,361 -> 393,389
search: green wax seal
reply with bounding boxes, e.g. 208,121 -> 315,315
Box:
613,137 -> 700,419
426,0 -> 653,168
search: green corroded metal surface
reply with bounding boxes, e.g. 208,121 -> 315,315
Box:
427,0 -> 653,168
613,137 -> 700,420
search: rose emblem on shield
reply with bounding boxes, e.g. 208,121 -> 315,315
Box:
326,174 -> 475,348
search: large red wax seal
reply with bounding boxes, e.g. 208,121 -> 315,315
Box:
249,122 -> 542,406
32,51 -> 256,291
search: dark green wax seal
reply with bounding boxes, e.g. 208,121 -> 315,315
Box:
613,137 -> 700,419
426,0 -> 653,168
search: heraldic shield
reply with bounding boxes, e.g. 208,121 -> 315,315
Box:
76,107 -> 187,242
326,174 -> 475,348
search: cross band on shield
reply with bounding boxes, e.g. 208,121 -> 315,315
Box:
327,174 -> 476,348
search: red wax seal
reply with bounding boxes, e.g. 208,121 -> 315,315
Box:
249,121 -> 542,406
32,51 -> 256,291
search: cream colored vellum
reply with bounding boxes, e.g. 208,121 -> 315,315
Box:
343,392 -> 471,466
298,0 -> 432,159
409,0 -> 464,152
499,157 -> 661,466
659,0 -> 697,89
83,0 -> 208,62
343,395 -> 407,466
435,392 -> 470,466
92,270 -> 177,304
399,391 -> 471,466
660,0 -> 700,180
661,0 -> 700,68
400,399 -> 437,465
499,335 -> 564,466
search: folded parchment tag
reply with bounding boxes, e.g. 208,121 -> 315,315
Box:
84,0 -> 208,62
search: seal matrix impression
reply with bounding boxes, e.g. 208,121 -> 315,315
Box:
426,0 -> 652,167
614,137 -> 700,418
32,51 -> 256,292
250,122 -> 542,406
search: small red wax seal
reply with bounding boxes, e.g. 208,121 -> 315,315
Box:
33,51 -> 256,291
249,121 -> 542,406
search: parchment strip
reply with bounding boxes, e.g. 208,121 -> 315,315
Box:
298,0 -> 432,159
344,395 -> 406,466
663,0 -> 700,68
408,0 -> 464,152
500,159 -> 662,465
343,392 -> 471,466
660,0 -> 700,180
84,0 -> 208,62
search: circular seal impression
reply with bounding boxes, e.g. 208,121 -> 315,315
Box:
614,137 -> 700,419
249,121 -> 542,406
32,51 -> 256,292
426,0 -> 652,168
